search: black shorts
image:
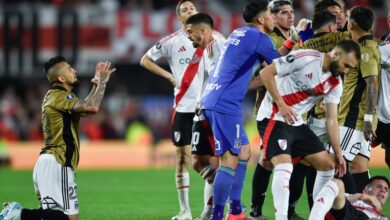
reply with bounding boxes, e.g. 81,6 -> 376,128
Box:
172,112 -> 195,147
257,118 -> 325,161
375,120 -> 390,149
191,119 -> 215,156
327,200 -> 369,220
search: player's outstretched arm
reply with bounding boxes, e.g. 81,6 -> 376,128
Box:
140,53 -> 177,87
260,63 -> 297,124
73,61 -> 115,115
325,103 -> 346,177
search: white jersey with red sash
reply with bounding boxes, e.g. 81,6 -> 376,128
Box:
256,49 -> 343,126
147,29 -> 224,116
352,200 -> 387,219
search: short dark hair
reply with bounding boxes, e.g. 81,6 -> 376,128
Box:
366,176 -> 390,189
185,13 -> 214,28
349,6 -> 374,32
268,0 -> 292,14
335,39 -> 361,60
242,0 -> 269,23
43,56 -> 66,74
312,10 -> 337,31
314,0 -> 341,14
176,0 -> 194,17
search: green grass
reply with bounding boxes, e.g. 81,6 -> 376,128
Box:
0,167 -> 389,219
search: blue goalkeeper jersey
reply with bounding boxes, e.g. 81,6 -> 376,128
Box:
201,25 -> 279,115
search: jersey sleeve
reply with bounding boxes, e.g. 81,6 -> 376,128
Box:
50,90 -> 80,113
147,35 -> 173,61
360,48 -> 379,78
273,50 -> 320,77
257,34 -> 279,64
323,81 -> 342,104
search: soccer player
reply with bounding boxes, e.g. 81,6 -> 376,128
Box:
185,13 -> 226,220
256,39 -> 360,220
250,1 -> 298,219
0,57 -> 115,220
314,0 -> 347,32
200,1 -> 286,219
140,1 -> 223,219
309,176 -> 389,219
375,9 -> 390,170
285,10 -> 344,218
338,6 -> 380,193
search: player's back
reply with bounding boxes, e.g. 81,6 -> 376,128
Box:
201,25 -> 278,115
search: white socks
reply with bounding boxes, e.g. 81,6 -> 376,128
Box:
272,163 -> 293,220
204,179 -> 213,211
313,169 -> 335,199
176,172 -> 190,212
309,180 -> 340,220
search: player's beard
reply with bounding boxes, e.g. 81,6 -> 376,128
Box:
329,60 -> 341,77
71,79 -> 80,88
192,42 -> 199,48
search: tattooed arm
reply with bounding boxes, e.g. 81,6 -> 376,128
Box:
73,62 -> 115,115
363,75 -> 379,141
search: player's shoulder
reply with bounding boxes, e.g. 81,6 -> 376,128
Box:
158,30 -> 183,45
212,30 -> 226,41
291,49 -> 322,58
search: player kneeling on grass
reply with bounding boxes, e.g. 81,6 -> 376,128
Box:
309,176 -> 389,220
0,57 -> 115,220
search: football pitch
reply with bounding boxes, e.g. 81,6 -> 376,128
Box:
0,167 -> 389,219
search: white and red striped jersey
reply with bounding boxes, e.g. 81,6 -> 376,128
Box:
378,42 -> 390,123
196,36 -> 226,107
352,200 -> 386,219
256,49 -> 343,126
147,29 -> 224,113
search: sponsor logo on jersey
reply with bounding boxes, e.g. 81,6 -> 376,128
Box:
174,131 -> 181,142
361,53 -> 370,63
234,138 -> 241,149
205,83 -> 222,91
179,55 -> 201,65
178,46 -> 186,52
286,55 -> 295,63
305,72 -> 313,80
66,94 -> 75,100
278,139 -> 288,150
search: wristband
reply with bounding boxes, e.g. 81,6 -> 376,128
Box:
364,114 -> 373,123
283,38 -> 295,50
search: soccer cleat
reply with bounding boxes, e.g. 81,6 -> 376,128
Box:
289,213 -> 304,220
226,212 -> 248,220
0,202 -> 22,220
194,208 -> 212,220
249,206 -> 268,220
172,210 -> 192,220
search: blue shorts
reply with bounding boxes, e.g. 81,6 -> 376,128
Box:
202,109 -> 249,156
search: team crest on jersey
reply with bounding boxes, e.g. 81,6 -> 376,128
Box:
278,139 -> 288,151
174,131 -> 181,142
361,53 -> 370,63
155,42 -> 162,49
234,138 -> 241,149
286,55 -> 295,63
66,94 -> 75,100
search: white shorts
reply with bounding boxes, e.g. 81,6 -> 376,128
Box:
307,117 -> 329,149
338,126 -> 370,162
33,154 -> 79,215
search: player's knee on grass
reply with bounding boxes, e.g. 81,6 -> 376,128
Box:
331,179 -> 345,210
